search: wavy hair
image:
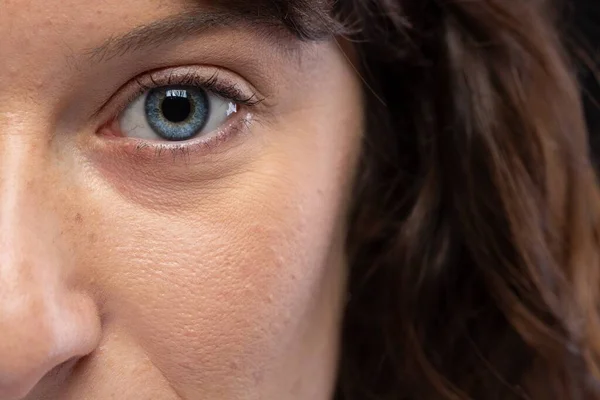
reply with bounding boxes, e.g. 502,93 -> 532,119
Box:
222,0 -> 600,398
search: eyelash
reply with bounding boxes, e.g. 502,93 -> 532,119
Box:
97,67 -> 263,160
132,70 -> 263,107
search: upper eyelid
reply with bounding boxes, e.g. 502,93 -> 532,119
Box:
91,65 -> 267,122
154,70 -> 265,106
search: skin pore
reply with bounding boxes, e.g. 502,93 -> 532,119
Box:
0,1 -> 363,399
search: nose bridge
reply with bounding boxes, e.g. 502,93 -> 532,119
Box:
0,125 -> 60,303
0,113 -> 98,399
0,116 -> 55,371
0,112 -> 55,250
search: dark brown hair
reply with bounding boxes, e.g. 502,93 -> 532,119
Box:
226,0 -> 600,398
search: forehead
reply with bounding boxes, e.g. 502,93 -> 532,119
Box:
0,3 -> 236,100
0,0 -> 331,52
0,0 -> 334,84
0,0 -> 179,86
1,0 -> 182,50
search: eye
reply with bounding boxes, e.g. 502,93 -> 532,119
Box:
119,85 -> 238,142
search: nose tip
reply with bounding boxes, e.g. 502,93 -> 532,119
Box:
0,289 -> 100,400
0,268 -> 101,400
0,311 -> 61,399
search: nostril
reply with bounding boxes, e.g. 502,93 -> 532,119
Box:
0,288 -> 101,398
43,357 -> 79,384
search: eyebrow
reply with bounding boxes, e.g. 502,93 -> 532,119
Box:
85,5 -> 326,64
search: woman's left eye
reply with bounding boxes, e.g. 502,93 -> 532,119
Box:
119,85 -> 238,142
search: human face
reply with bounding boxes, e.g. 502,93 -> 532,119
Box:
0,1 -> 363,399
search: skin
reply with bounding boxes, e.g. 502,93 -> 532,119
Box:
0,1 -> 364,399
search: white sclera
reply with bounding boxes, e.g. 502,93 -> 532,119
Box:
119,89 -> 237,141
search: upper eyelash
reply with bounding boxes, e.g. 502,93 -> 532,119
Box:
93,67 -> 265,121
133,70 -> 264,107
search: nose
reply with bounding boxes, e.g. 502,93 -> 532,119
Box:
0,135 -> 101,399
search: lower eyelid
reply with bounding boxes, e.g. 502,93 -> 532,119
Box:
96,109 -> 255,163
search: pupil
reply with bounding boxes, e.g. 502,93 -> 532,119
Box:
161,95 -> 192,123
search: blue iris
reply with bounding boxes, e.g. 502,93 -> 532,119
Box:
145,85 -> 209,141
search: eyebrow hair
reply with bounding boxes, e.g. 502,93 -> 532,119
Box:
85,9 -> 278,63
85,3 -> 337,63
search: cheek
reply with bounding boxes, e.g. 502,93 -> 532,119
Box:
114,212 -> 328,390
76,111 -> 360,396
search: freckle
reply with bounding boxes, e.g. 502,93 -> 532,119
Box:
34,77 -> 45,90
140,357 -> 153,373
75,213 -> 83,223
88,233 -> 97,244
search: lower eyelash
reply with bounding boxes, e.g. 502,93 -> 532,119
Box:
126,112 -> 255,162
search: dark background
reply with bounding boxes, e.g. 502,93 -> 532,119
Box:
572,0 -> 600,166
